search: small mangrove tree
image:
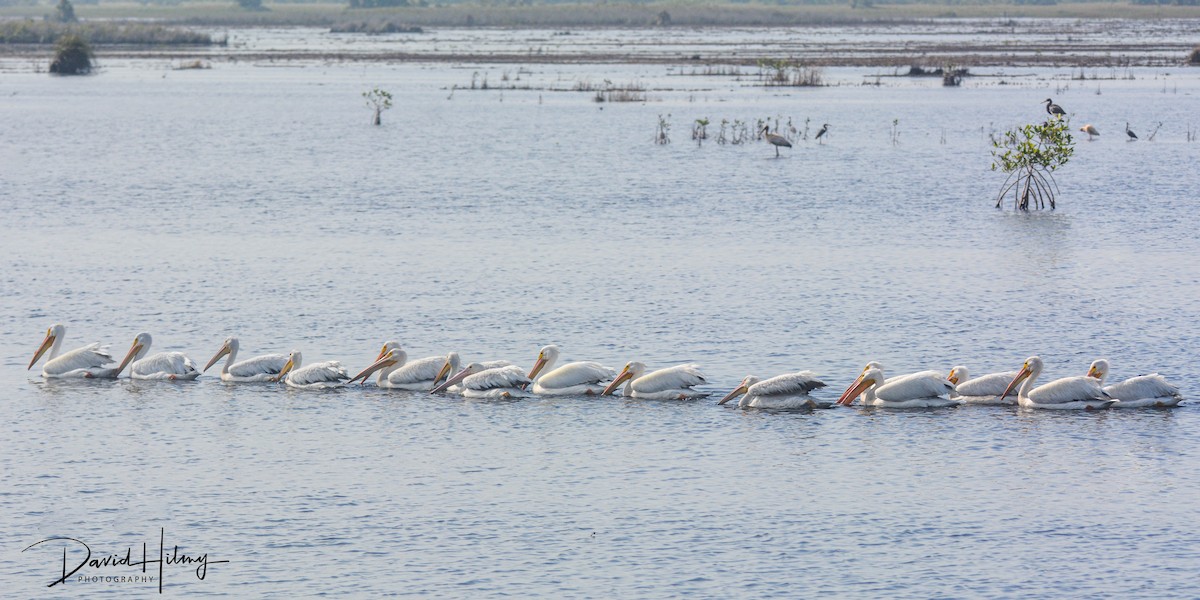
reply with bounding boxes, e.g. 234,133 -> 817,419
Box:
991,117 -> 1075,211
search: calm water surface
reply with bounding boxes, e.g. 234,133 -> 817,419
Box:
1,30 -> 1199,597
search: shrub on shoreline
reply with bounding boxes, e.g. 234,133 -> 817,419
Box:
49,33 -> 92,75
330,21 -> 423,34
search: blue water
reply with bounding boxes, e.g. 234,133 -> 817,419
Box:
2,29 -> 1199,597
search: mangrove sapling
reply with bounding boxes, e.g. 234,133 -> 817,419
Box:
655,114 -> 671,145
363,87 -> 393,126
991,117 -> 1075,211
692,118 -> 709,146
1146,121 -> 1164,142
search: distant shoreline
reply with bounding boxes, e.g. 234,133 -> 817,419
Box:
2,3 -> 1198,68
2,2 -> 1200,28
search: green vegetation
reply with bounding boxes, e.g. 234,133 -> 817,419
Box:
759,59 -> 824,87
363,87 -> 393,126
54,0 -> 76,23
330,20 -> 422,33
49,33 -> 92,75
991,118 -> 1076,211
236,0 -> 267,11
348,0 -> 427,8
0,20 -> 217,45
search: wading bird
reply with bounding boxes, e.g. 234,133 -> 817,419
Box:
600,362 -> 709,400
526,345 -> 615,395
761,126 -> 792,157
837,366 -> 959,408
115,332 -> 200,380
947,365 -> 1019,405
1043,98 -> 1066,118
1086,359 -> 1182,408
1125,122 -> 1138,141
718,371 -> 829,409
815,123 -> 830,144
999,356 -> 1114,410
203,336 -> 288,382
27,323 -> 120,378
430,363 -> 531,399
1080,124 -> 1099,140
274,350 -> 348,389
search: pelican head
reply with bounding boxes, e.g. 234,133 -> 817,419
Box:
836,361 -> 884,403
115,332 -> 152,376
601,361 -> 646,396
204,336 -> 239,372
430,362 -> 486,394
838,366 -> 883,405
348,346 -> 405,385
527,344 -> 561,380
718,375 -> 761,406
1087,359 -> 1110,383
947,366 -> 968,386
1000,356 -> 1043,401
377,340 -> 402,361
274,350 -> 302,382
28,323 -> 66,369
430,352 -> 462,390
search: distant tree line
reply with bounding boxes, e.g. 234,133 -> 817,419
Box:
348,0 -> 429,8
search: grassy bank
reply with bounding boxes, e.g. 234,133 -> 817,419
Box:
0,20 -> 219,44
2,2 -> 1199,27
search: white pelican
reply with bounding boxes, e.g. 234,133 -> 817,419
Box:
837,366 -> 959,408
718,372 -> 830,409
349,343 -> 463,391
1086,359 -> 1182,408
846,362 -> 942,404
947,365 -> 1019,405
761,126 -> 792,157
599,362 -> 709,400
274,350 -> 349,389
1080,124 -> 1099,140
999,356 -> 1114,410
430,363 -> 530,399
203,336 -> 288,382
526,345 -> 615,395
114,332 -> 200,380
27,323 -> 120,378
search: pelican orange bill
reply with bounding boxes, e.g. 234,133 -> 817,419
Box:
600,369 -> 633,396
717,383 -> 749,406
999,366 -> 1032,402
28,332 -> 56,370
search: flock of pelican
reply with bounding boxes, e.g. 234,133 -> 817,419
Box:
27,324 -> 1185,410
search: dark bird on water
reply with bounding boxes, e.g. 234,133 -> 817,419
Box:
1043,98 -> 1066,118
815,123 -> 830,144
1126,122 -> 1138,141
761,126 -> 792,158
